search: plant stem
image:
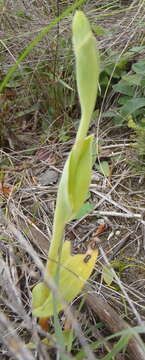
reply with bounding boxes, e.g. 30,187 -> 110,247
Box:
45,205 -> 65,277
76,114 -> 89,143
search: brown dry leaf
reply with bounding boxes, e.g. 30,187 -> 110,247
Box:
64,317 -> 72,331
39,318 -> 49,332
93,223 -> 107,236
35,149 -> 57,164
0,183 -> 13,196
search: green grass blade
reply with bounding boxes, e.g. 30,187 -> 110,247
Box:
0,0 -> 85,93
76,326 -> 145,360
101,334 -> 130,360
53,290 -> 74,360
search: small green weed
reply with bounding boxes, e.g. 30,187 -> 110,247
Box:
100,46 -> 145,117
100,46 -> 145,158
127,115 -> 145,158
112,57 -> 145,124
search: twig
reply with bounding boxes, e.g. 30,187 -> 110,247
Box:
90,210 -> 142,219
91,188 -> 138,217
91,188 -> 145,227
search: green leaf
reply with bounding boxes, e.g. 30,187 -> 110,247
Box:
102,111 -> 118,118
27,330 -> 74,349
32,241 -> 98,318
96,161 -> 111,176
132,60 -> 145,75
113,80 -> 134,96
74,202 -> 94,220
102,264 -> 114,286
72,11 -> 99,139
120,98 -> 145,117
123,74 -> 142,86
69,136 -> 93,215
128,45 -> 145,53
93,25 -> 109,35
99,73 -> 109,87
57,135 -> 93,222
117,96 -> 131,105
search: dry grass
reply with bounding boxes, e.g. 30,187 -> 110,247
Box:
1,0 -> 145,359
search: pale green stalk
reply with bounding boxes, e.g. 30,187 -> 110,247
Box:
32,11 -> 100,319
45,201 -> 65,277
45,10 -> 99,278
76,115 -> 89,143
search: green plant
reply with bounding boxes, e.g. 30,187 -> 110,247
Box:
127,115 -> 145,157
32,11 -> 100,319
112,59 -> 145,122
101,48 -> 145,124
99,46 -> 145,158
